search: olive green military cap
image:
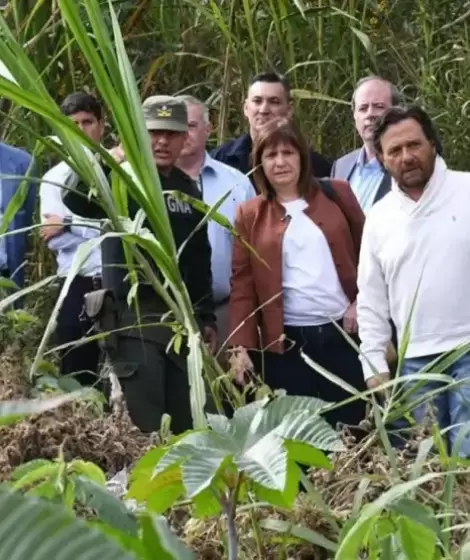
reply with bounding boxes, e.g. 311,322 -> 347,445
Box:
142,95 -> 188,132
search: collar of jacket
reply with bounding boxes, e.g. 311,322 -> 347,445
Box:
259,185 -> 320,218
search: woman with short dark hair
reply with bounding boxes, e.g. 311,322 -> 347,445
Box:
228,117 -> 367,429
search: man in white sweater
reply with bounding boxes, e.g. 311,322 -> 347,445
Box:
357,105 -> 470,456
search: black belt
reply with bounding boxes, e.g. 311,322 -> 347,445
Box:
215,297 -> 229,308
62,275 -> 102,291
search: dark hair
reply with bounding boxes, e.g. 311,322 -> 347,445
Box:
252,117 -> 317,199
249,71 -> 291,100
351,76 -> 401,109
373,105 -> 443,156
60,92 -> 103,121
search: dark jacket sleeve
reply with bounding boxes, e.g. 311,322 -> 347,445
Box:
186,218 -> 216,331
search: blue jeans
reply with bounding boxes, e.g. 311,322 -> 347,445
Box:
402,352 -> 470,457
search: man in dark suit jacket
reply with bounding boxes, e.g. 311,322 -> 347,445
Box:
211,72 -> 332,187
331,76 -> 401,211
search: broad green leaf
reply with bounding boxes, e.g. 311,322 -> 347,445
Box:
140,514 -> 195,559
191,485 -> 224,518
283,441 -> 332,469
11,463 -> 60,491
391,499 -> 441,537
129,448 -> 166,485
252,461 -> 301,509
75,477 -> 138,535
146,478 -> 185,515
254,395 -> 329,438
9,459 -> 52,481
235,432 -> 287,492
71,460 -> 106,485
29,480 -> 58,500
130,463 -> 184,512
230,400 -> 266,444
154,431 -> 236,476
0,391 -> 92,426
181,452 -> 231,498
277,410 -> 344,452
0,486 -> 135,559
88,521 -> 146,558
396,515 -> 438,559
206,413 -> 232,436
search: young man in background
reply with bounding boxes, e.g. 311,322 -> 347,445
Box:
39,92 -> 106,387
211,72 -> 332,184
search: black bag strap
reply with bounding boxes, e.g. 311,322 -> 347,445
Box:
317,178 -> 356,248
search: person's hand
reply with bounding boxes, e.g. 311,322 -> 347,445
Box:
343,301 -> 358,334
366,372 -> 390,394
228,346 -> 254,386
203,326 -> 217,355
109,144 -> 125,164
41,214 -> 64,241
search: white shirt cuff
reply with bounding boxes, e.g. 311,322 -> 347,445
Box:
360,352 -> 390,381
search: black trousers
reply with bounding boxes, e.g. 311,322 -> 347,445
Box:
56,276 -> 101,387
109,334 -> 194,434
255,322 -> 366,430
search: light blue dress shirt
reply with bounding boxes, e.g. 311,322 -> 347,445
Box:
349,148 -> 384,212
198,152 -> 256,303
0,174 -> 8,270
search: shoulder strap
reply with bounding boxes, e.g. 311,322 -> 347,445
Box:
318,177 -> 336,202
317,178 -> 355,236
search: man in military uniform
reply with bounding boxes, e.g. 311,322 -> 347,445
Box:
99,95 -> 217,434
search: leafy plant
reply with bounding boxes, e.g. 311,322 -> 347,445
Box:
128,395 -> 344,558
0,484 -> 195,560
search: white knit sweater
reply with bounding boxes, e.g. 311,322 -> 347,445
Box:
357,156 -> 470,379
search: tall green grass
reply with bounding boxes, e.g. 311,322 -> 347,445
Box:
3,0 -> 470,164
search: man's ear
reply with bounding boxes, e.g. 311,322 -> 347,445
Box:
205,121 -> 212,137
286,100 -> 293,119
243,98 -> 250,120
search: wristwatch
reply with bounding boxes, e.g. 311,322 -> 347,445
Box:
63,215 -> 73,232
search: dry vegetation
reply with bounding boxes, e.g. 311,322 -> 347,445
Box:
0,345 -> 153,481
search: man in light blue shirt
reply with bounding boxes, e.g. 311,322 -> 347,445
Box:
175,95 -> 256,346
348,148 -> 385,211
332,76 -> 402,212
